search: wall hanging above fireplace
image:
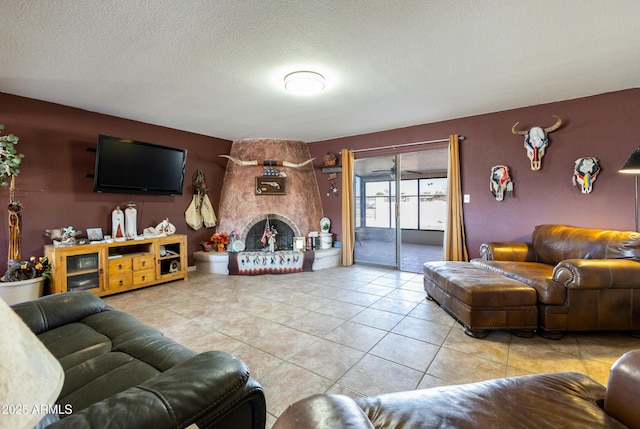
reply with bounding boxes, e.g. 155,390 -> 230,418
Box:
255,176 -> 286,195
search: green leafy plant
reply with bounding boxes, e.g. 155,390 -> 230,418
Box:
0,124 -> 25,186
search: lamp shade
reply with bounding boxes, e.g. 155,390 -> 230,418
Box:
0,298 -> 64,428
620,147 -> 640,174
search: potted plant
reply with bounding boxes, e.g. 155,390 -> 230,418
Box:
0,124 -> 41,304
0,123 -> 25,264
210,232 -> 230,252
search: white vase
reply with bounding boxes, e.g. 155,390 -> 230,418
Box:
0,277 -> 45,305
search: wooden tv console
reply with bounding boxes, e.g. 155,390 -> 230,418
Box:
44,234 -> 187,297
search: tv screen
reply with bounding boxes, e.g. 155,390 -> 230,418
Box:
94,135 -> 187,196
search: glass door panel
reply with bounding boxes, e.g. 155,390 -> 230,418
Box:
354,155 -> 397,268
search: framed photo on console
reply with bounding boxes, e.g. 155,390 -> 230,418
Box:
87,228 -> 103,241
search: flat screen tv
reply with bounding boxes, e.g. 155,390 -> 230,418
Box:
94,134 -> 187,196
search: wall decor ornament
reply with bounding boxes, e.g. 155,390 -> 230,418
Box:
572,157 -> 600,194
255,176 -> 286,195
490,165 -> 513,201
511,115 -> 562,170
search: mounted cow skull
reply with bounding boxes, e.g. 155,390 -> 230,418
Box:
490,165 -> 513,201
512,115 -> 562,170
572,157 -> 600,194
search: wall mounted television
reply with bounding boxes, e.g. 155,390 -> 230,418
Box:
93,134 -> 187,196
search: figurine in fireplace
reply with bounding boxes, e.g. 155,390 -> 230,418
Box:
267,227 -> 277,252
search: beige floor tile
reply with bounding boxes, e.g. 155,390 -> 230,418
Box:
314,300 -> 367,320
354,283 -> 395,297
287,311 -> 345,336
350,307 -> 405,331
289,338 -> 366,381
260,360 -> 333,418
417,373 -> 454,390
391,316 -> 452,346
508,341 -> 588,374
338,354 -> 423,396
324,321 -> 387,352
104,265 -> 640,424
370,332 -> 439,371
442,326 -> 510,365
427,348 -> 507,384
370,296 -> 420,315
255,302 -> 310,324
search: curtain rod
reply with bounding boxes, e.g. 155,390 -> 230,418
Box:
351,135 -> 464,154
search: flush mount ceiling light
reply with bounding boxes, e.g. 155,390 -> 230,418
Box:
284,71 -> 325,96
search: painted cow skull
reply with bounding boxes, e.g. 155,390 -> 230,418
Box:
490,165 -> 513,201
512,115 -> 562,170
572,157 -> 600,194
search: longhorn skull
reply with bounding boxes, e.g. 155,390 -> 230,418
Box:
490,165 -> 513,201
572,157 -> 600,194
512,115 -> 562,170
219,155 -> 315,168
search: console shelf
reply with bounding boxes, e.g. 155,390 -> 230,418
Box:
45,234 -> 187,296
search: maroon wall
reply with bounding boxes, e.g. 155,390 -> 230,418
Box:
3,89 -> 638,267
0,93 -> 231,267
308,89 -> 640,259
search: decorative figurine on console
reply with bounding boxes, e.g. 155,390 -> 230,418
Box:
45,226 -> 82,246
112,206 -> 125,240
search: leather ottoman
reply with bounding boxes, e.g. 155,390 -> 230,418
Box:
424,261 -> 538,338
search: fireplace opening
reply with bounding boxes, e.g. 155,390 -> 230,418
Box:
244,218 -> 295,251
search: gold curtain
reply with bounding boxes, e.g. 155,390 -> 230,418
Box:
341,148 -> 355,266
444,134 -> 469,261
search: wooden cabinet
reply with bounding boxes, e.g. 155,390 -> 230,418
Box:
45,234 -> 187,296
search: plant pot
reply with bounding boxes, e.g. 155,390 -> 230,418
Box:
0,277 -> 45,305
216,244 -> 226,252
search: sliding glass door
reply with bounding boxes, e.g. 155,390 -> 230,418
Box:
353,155 -> 397,267
353,149 -> 447,271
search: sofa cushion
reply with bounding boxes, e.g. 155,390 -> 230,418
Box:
470,259 -> 565,305
353,372 -> 621,429
58,351 -> 160,411
38,323 -> 112,370
532,224 -> 640,264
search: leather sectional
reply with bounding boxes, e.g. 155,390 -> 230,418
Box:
424,224 -> 640,338
11,291 -> 266,428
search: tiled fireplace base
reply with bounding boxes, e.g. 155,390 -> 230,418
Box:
194,248 -> 342,275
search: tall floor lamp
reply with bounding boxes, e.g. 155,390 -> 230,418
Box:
620,147 -> 640,232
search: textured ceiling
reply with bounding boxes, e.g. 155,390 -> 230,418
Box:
1,1 -> 639,142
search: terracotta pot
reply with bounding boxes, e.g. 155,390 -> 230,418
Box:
216,243 -> 225,252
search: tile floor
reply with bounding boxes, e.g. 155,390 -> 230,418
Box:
103,265 -> 640,428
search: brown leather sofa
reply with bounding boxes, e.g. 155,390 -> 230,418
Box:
273,349 -> 640,429
471,224 -> 640,338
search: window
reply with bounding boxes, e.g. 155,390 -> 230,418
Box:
362,177 -> 447,231
364,181 -> 395,228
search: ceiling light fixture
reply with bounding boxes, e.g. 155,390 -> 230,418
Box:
284,71 -> 325,96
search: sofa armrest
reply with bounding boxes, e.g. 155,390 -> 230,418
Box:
273,394 -> 374,429
11,291 -> 107,334
49,351 -> 266,429
479,242 -> 536,262
604,349 -> 640,429
553,259 -> 640,289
